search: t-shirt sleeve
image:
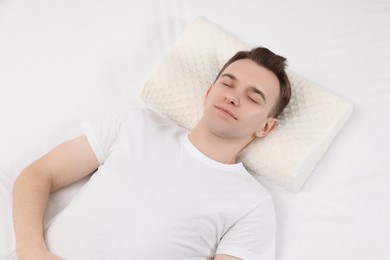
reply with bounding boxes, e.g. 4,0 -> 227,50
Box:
216,197 -> 276,260
82,111 -> 129,165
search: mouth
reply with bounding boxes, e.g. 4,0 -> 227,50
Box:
214,105 -> 237,120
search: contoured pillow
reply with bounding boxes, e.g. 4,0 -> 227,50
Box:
141,17 -> 353,193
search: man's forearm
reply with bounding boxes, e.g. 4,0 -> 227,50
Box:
13,168 -> 52,258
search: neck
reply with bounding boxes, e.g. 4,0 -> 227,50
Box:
188,119 -> 253,165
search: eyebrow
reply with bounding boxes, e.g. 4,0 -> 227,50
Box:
221,73 -> 267,102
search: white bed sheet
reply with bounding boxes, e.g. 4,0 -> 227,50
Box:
1,0 -> 389,259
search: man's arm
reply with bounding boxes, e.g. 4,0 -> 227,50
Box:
12,135 -> 99,260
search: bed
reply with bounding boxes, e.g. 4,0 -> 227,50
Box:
1,0 -> 389,259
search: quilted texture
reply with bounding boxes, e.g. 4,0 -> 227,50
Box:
141,17 -> 353,193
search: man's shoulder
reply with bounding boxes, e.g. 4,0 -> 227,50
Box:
121,107 -> 187,140
240,170 -> 274,202
134,107 -> 184,129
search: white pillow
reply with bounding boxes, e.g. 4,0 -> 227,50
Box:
141,17 -> 353,193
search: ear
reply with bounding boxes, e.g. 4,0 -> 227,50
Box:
204,83 -> 214,101
255,118 -> 278,138
203,83 -> 214,103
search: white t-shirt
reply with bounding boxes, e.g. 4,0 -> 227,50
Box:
44,108 -> 276,260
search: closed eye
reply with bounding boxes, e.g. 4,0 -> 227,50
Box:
248,94 -> 262,104
223,83 -> 233,88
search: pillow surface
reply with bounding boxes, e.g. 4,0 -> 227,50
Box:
142,17 -> 353,193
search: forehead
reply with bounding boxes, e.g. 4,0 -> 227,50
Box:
221,59 -> 280,102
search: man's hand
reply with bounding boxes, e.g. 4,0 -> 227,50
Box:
17,248 -> 62,260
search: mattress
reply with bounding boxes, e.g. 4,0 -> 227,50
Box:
1,0 -> 389,259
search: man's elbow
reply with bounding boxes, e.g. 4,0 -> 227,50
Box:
13,165 -> 53,195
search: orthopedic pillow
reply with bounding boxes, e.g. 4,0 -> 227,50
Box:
142,17 -> 353,193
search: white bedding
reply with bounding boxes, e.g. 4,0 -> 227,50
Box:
1,0 -> 389,259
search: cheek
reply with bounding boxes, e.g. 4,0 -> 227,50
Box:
204,89 -> 219,104
203,93 -> 215,108
246,110 -> 269,126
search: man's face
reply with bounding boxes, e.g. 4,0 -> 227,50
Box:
203,58 -> 280,142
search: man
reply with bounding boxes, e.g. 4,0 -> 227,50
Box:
13,46 -> 291,260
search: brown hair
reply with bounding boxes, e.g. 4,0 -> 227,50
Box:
214,47 -> 291,118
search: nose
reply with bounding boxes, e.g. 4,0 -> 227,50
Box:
224,94 -> 239,107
